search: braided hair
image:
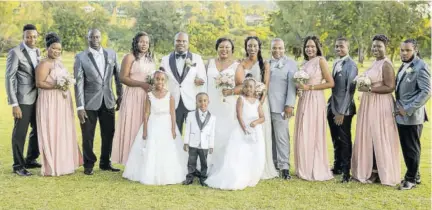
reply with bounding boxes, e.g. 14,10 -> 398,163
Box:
45,32 -> 61,48
403,38 -> 421,58
244,36 -> 265,83
131,32 -> 153,61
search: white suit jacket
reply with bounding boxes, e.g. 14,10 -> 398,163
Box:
184,111 -> 216,149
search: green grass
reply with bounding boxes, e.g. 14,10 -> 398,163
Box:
0,55 -> 430,209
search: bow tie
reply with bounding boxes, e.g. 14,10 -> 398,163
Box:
27,48 -> 37,53
175,53 -> 186,59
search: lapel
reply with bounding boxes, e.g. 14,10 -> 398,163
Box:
180,52 -> 193,83
195,110 -> 211,131
168,52 -> 181,83
87,51 -> 103,79
21,44 -> 35,72
396,59 -> 417,93
103,49 -> 108,79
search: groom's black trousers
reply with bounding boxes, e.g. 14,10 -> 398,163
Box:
327,109 -> 353,174
176,97 -> 190,134
397,124 -> 423,182
80,101 -> 115,169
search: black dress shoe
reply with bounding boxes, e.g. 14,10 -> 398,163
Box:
84,168 -> 94,175
182,179 -> 194,185
100,165 -> 120,172
14,168 -> 32,176
399,180 -> 416,190
341,174 -> 351,183
331,168 -> 343,175
25,160 -> 42,169
199,179 -> 208,187
281,169 -> 291,180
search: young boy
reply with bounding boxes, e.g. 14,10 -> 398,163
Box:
183,92 -> 216,186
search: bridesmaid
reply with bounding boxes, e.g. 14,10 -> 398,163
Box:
235,36 -> 279,179
351,34 -> 401,186
35,32 -> 82,176
111,32 -> 156,165
294,36 -> 334,181
206,38 -> 239,175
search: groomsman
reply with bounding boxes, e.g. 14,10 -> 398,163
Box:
160,32 -> 207,133
327,37 -> 357,183
395,39 -> 430,190
6,24 -> 41,176
74,29 -> 123,175
268,38 -> 297,180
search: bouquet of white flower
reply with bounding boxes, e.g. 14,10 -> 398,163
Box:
55,72 -> 76,99
353,75 -> 372,90
215,72 -> 235,102
293,69 -> 310,97
255,81 -> 266,100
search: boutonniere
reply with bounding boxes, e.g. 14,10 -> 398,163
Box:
108,59 -> 113,64
185,58 -> 196,68
406,67 -> 414,74
276,61 -> 285,69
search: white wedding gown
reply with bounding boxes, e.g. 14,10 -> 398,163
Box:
205,96 -> 265,190
206,59 -> 240,176
123,92 -> 188,185
245,62 -> 279,179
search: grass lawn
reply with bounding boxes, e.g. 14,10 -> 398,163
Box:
0,54 -> 430,209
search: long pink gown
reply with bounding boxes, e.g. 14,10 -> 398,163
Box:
351,58 -> 401,186
111,57 -> 155,165
36,60 -> 82,176
294,56 -> 333,181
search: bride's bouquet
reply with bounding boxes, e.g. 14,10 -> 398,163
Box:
255,81 -> 266,100
214,72 -> 235,102
293,69 -> 310,97
55,72 -> 76,99
353,75 -> 372,91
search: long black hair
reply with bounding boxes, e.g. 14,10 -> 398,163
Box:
244,36 -> 264,82
131,32 -> 153,61
303,35 -> 323,60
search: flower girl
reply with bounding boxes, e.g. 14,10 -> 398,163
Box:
123,68 -> 187,185
205,76 -> 266,190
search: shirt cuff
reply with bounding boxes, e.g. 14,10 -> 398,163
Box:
77,106 -> 84,111
11,103 -> 19,107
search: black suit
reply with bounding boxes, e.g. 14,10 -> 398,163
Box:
327,57 -> 358,174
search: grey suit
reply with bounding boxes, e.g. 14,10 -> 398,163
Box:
74,48 -> 122,169
268,56 -> 297,170
395,56 -> 430,183
327,57 -> 357,174
5,43 -> 40,170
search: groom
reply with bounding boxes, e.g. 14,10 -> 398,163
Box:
268,38 -> 297,180
74,29 -> 123,175
160,32 -> 207,133
6,24 -> 41,176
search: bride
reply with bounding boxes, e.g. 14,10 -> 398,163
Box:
233,36 -> 279,179
206,38 -> 240,175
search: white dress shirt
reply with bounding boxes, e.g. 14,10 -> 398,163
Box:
23,42 -> 38,69
89,47 -> 105,78
333,55 -> 349,76
199,109 -> 208,123
175,51 -> 187,76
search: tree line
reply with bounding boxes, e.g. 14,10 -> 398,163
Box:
0,1 -> 430,64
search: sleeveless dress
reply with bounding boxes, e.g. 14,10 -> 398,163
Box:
36,60 -> 83,176
205,96 -> 265,190
112,57 -> 155,165
206,59 -> 239,175
294,56 -> 333,181
122,92 -> 187,185
245,62 -> 279,179
351,58 -> 401,186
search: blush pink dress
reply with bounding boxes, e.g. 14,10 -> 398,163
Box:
294,56 -> 333,181
111,57 -> 155,165
351,58 -> 401,186
36,60 -> 83,176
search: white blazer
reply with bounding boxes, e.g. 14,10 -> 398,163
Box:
160,52 -> 207,110
184,111 -> 216,149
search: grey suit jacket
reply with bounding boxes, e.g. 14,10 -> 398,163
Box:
395,56 -> 431,125
328,57 -> 357,116
74,48 -> 122,111
268,56 -> 297,113
5,43 -> 40,105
